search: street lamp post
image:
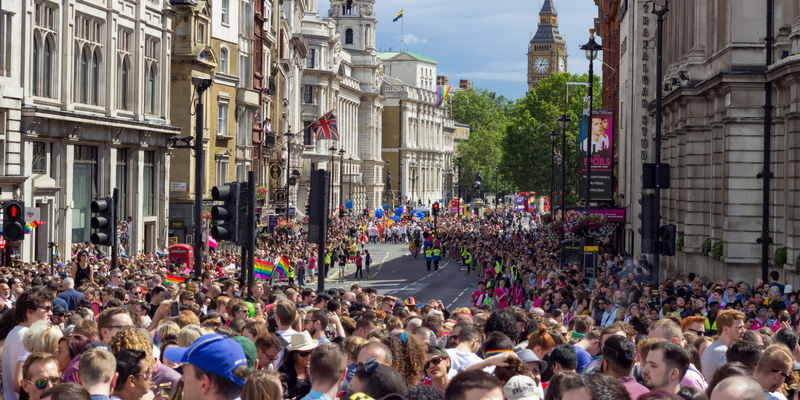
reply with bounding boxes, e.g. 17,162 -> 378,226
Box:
410,161 -> 418,204
456,157 -> 462,216
653,0 -> 669,282
550,128 -> 557,213
284,128 -> 294,222
339,148 -> 345,210
580,29 -> 602,213
558,108 -> 571,226
329,145 -> 337,212
399,160 -> 404,205
348,156 -> 353,203
384,160 -> 390,209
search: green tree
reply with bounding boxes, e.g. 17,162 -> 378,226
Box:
500,72 -> 601,206
450,88 -> 512,195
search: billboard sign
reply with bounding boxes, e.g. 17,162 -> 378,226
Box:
579,109 -> 614,201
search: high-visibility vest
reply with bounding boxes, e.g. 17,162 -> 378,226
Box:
325,254 -> 331,264
286,265 -> 295,278
495,261 -> 502,274
705,317 -> 717,331
433,249 -> 441,260
425,250 -> 433,260
465,253 -> 472,264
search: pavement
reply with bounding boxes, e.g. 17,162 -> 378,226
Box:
291,243 -> 481,310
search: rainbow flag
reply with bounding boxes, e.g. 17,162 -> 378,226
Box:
393,9 -> 403,22
275,256 -> 291,278
436,86 -> 451,108
138,254 -> 145,263
255,259 -> 274,280
165,274 -> 184,285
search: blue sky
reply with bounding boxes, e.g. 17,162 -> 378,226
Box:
320,0 -> 601,101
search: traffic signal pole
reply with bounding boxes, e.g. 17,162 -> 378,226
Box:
246,171 -> 256,293
111,188 -> 118,272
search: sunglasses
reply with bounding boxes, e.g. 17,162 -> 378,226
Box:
37,305 -> 52,312
425,357 -> 444,369
774,370 -> 791,380
28,377 -> 60,389
134,369 -> 153,380
297,350 -> 312,357
687,328 -> 705,337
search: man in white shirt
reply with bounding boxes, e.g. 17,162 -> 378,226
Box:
273,300 -> 298,370
445,326 -> 483,378
3,287 -> 54,400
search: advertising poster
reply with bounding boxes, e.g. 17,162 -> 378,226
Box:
579,109 -> 614,201
515,196 -> 524,211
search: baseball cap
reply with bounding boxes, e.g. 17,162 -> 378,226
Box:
164,334 -> 248,386
514,348 -> 547,371
503,375 -> 540,400
232,336 -> 257,372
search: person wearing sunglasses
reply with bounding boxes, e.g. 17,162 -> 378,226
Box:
20,353 -> 61,400
424,346 -> 451,391
112,349 -> 153,400
279,331 -> 319,399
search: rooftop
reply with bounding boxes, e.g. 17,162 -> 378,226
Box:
377,51 -> 438,64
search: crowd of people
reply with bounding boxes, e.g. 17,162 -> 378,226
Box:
0,205 -> 794,400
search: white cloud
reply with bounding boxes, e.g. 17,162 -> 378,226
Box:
401,34 -> 427,44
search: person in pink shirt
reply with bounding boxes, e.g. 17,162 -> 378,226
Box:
494,277 -> 510,310
471,282 -> 487,308
512,279 -> 525,307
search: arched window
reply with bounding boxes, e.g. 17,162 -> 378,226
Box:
80,49 -> 88,103
345,28 -> 353,44
43,38 -> 52,97
120,57 -> 130,110
147,64 -> 156,114
33,37 -> 39,95
92,49 -> 100,105
220,47 -> 228,73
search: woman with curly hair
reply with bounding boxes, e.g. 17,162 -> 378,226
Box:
381,331 -> 427,388
109,327 -> 181,394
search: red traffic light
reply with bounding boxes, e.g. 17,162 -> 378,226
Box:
6,204 -> 21,219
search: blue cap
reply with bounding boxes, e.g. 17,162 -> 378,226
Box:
164,334 -> 248,386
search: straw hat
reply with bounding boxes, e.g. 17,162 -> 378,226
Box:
286,331 -> 319,352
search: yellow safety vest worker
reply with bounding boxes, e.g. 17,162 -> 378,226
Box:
325,254 -> 331,264
433,249 -> 441,260
705,317 -> 717,331
465,252 -> 472,264
425,249 -> 433,260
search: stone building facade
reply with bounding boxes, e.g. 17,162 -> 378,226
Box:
380,52 -> 452,207
0,0 -> 180,260
614,0 -> 800,282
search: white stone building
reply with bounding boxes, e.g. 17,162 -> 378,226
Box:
294,0 -> 385,213
0,0 -> 179,261
379,52 -> 451,207
617,0 -> 800,283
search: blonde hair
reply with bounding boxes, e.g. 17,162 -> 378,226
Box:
241,370 -> 282,400
23,320 -> 63,353
342,336 -> 369,360
178,325 -> 206,347
157,321 -> 180,343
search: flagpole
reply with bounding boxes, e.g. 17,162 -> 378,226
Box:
401,11 -> 404,52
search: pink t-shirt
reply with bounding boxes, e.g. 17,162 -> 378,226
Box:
495,287 -> 510,309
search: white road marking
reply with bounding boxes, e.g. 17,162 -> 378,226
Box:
448,288 -> 470,309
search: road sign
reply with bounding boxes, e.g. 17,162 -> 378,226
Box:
269,215 -> 278,227
439,199 -> 444,203
289,207 -> 296,216
345,199 -> 353,209
584,246 -> 599,252
382,204 -> 389,210
303,216 -> 309,224
275,190 -> 286,203
269,164 -> 283,181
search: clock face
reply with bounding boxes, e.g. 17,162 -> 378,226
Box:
559,58 -> 566,72
534,57 -> 549,73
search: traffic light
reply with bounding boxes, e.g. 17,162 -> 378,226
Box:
305,202 -> 310,216
339,206 -> 345,218
657,224 -> 677,256
432,203 -> 439,216
637,194 -> 657,254
211,183 -> 241,242
3,201 -> 25,241
90,198 -> 114,246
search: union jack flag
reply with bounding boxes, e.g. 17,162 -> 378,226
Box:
310,111 -> 339,141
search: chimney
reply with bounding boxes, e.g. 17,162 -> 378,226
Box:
459,79 -> 472,91
437,75 -> 448,86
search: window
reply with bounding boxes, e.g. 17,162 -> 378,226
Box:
221,0 -> 229,24
237,110 -> 251,147
72,145 -> 98,244
219,47 -> 228,73
91,50 -> 99,105
198,23 -> 205,44
32,142 -> 46,174
116,149 -> 128,221
0,13 -> 11,77
147,65 -> 156,114
217,101 -> 229,135
80,50 -> 88,103
303,85 -> 313,103
303,121 -> 313,145
345,29 -> 353,44
119,57 -> 130,110
33,37 -> 39,94
236,164 -> 247,182
306,49 -> 315,69
216,158 -> 229,186
143,151 -> 155,216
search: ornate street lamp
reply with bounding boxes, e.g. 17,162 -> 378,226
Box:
580,29 -> 602,213
558,108 -> 571,225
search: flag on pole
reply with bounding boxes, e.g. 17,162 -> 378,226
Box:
393,9 -> 403,22
310,111 -> 340,141
254,259 -> 274,280
436,86 -> 451,108
275,256 -> 291,278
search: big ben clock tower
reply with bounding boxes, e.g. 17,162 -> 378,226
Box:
527,0 -> 568,92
